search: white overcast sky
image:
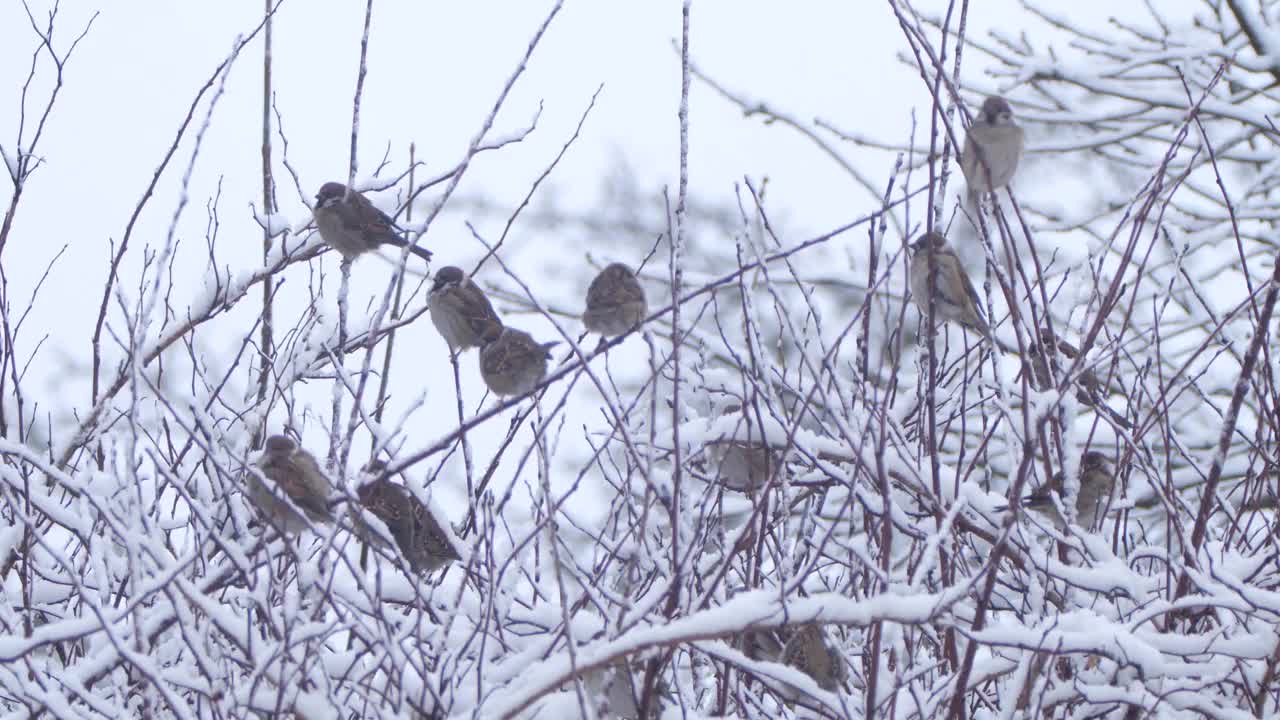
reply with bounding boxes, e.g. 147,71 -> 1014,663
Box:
0,0 -> 1122,503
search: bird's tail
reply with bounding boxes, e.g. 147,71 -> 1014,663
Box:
385,235 -> 433,261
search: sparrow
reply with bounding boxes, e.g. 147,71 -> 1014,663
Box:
478,327 -> 557,397
1026,329 -> 1132,428
961,95 -> 1024,208
312,182 -> 433,262
708,439 -> 783,492
576,661 -> 659,720
909,232 -> 990,337
429,266 -> 503,352
248,434 -> 334,535
782,624 -> 845,692
1024,451 -> 1115,530
740,627 -> 787,663
583,263 -> 648,336
356,463 -> 461,574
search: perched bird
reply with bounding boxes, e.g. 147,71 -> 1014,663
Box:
782,624 -> 845,692
909,232 -> 990,337
1024,451 -> 1116,530
429,266 -> 503,352
478,327 -> 557,396
1026,329 -> 1131,428
356,464 -> 461,574
248,434 -> 334,535
583,263 -> 648,336
312,182 -> 433,262
576,661 -> 661,720
707,438 -> 783,492
961,95 -> 1024,208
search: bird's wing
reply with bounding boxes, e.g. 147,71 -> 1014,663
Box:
459,284 -> 502,333
955,258 -> 987,325
413,503 -> 461,560
343,194 -> 401,242
285,451 -> 333,519
959,135 -> 980,186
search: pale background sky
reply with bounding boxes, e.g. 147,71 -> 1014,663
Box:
0,0 -> 1119,509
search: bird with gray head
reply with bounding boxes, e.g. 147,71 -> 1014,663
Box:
1024,451 -> 1116,530
961,95 -> 1024,209
248,434 -> 334,535
478,327 -> 558,397
583,263 -> 647,337
356,462 -> 461,575
429,266 -> 503,352
312,182 -> 433,262
909,231 -> 990,337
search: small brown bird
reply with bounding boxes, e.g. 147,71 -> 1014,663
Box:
429,266 -> 503,352
312,182 -> 432,262
478,327 -> 557,397
576,661 -> 658,720
782,624 -> 845,692
1026,329 -> 1131,428
909,232 -> 990,337
707,439 -> 783,492
1024,451 -> 1116,530
740,627 -> 787,662
248,434 -> 334,535
961,95 -> 1024,208
583,263 -> 647,336
357,464 -> 461,574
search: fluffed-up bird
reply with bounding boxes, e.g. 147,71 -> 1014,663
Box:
1026,329 -> 1132,428
248,434 -> 334,535
356,463 -> 461,574
429,266 -> 503,352
909,231 -> 991,337
961,95 -> 1024,208
707,438 -> 783,492
574,660 -> 662,720
1024,451 -> 1116,530
479,327 -> 557,396
782,624 -> 845,693
313,182 -> 433,262
583,263 -> 648,336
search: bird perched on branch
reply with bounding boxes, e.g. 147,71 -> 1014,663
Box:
356,463 -> 461,575
479,327 -> 557,396
1024,451 -> 1116,530
1026,329 -> 1132,428
583,263 -> 647,337
961,95 -> 1024,209
429,266 -> 503,352
909,231 -> 991,338
313,182 -> 433,262
248,434 -> 334,535
783,624 -> 845,693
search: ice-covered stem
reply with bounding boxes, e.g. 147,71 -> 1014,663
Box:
1224,0 -> 1280,87
664,0 -> 692,620
255,0 -> 276,429
370,144 -> 414,449
0,5 -> 97,258
472,86 -> 600,275
329,259 -> 353,471
640,5 -> 692,715
90,13 -> 269,422
1176,250 -> 1280,600
347,0 -> 375,187
406,0 -> 565,250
